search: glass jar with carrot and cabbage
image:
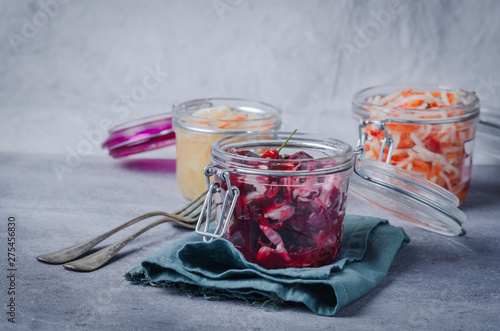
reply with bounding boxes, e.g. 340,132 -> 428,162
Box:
352,85 -> 480,204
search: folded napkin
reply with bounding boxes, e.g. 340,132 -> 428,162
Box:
125,215 -> 410,316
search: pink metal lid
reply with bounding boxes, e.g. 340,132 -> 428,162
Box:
102,113 -> 175,158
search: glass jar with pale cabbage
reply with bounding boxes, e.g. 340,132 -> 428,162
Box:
172,98 -> 281,199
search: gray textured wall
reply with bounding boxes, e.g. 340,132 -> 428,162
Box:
1,0 -> 499,162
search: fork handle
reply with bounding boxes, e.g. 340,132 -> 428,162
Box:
36,211 -> 171,264
62,216 -> 173,272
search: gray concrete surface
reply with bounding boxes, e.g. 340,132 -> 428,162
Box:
0,152 -> 499,330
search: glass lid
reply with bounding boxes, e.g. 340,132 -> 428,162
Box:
349,158 -> 466,236
475,105 -> 500,162
102,113 -> 175,158
478,105 -> 500,137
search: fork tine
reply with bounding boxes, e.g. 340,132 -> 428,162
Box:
180,197 -> 206,217
185,200 -> 208,218
173,190 -> 208,216
185,204 -> 217,225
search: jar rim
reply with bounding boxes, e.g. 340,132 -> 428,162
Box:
210,131 -> 354,176
352,84 -> 480,124
172,97 -> 282,134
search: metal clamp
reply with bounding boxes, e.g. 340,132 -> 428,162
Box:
352,144 -> 366,179
357,119 -> 394,164
195,164 -> 240,242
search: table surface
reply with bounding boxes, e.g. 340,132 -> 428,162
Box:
0,151 -> 499,330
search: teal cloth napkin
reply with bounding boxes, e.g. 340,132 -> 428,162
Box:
125,215 -> 410,316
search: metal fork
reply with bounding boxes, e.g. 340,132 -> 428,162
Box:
36,190 -> 210,267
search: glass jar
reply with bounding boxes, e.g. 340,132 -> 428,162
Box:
173,98 -> 281,200
196,132 -> 353,269
352,84 -> 480,204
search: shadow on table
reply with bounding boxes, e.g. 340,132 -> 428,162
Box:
117,158 -> 176,174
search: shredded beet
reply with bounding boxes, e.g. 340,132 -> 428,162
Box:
218,150 -> 348,269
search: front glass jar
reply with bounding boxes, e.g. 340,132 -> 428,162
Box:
352,84 -> 480,204
199,132 -> 353,269
173,98 -> 281,200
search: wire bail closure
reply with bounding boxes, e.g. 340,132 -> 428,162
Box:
195,164 -> 240,242
357,119 -> 394,164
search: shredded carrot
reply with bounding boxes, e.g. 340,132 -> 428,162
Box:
447,93 -> 454,103
401,88 -> 414,98
363,87 -> 472,202
390,154 -> 408,162
218,122 -> 232,129
408,100 -> 424,108
397,138 -> 414,149
386,123 -> 410,132
446,152 -> 462,160
411,159 -> 431,171
433,163 -> 442,177
371,147 -> 380,160
411,164 -> 429,173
